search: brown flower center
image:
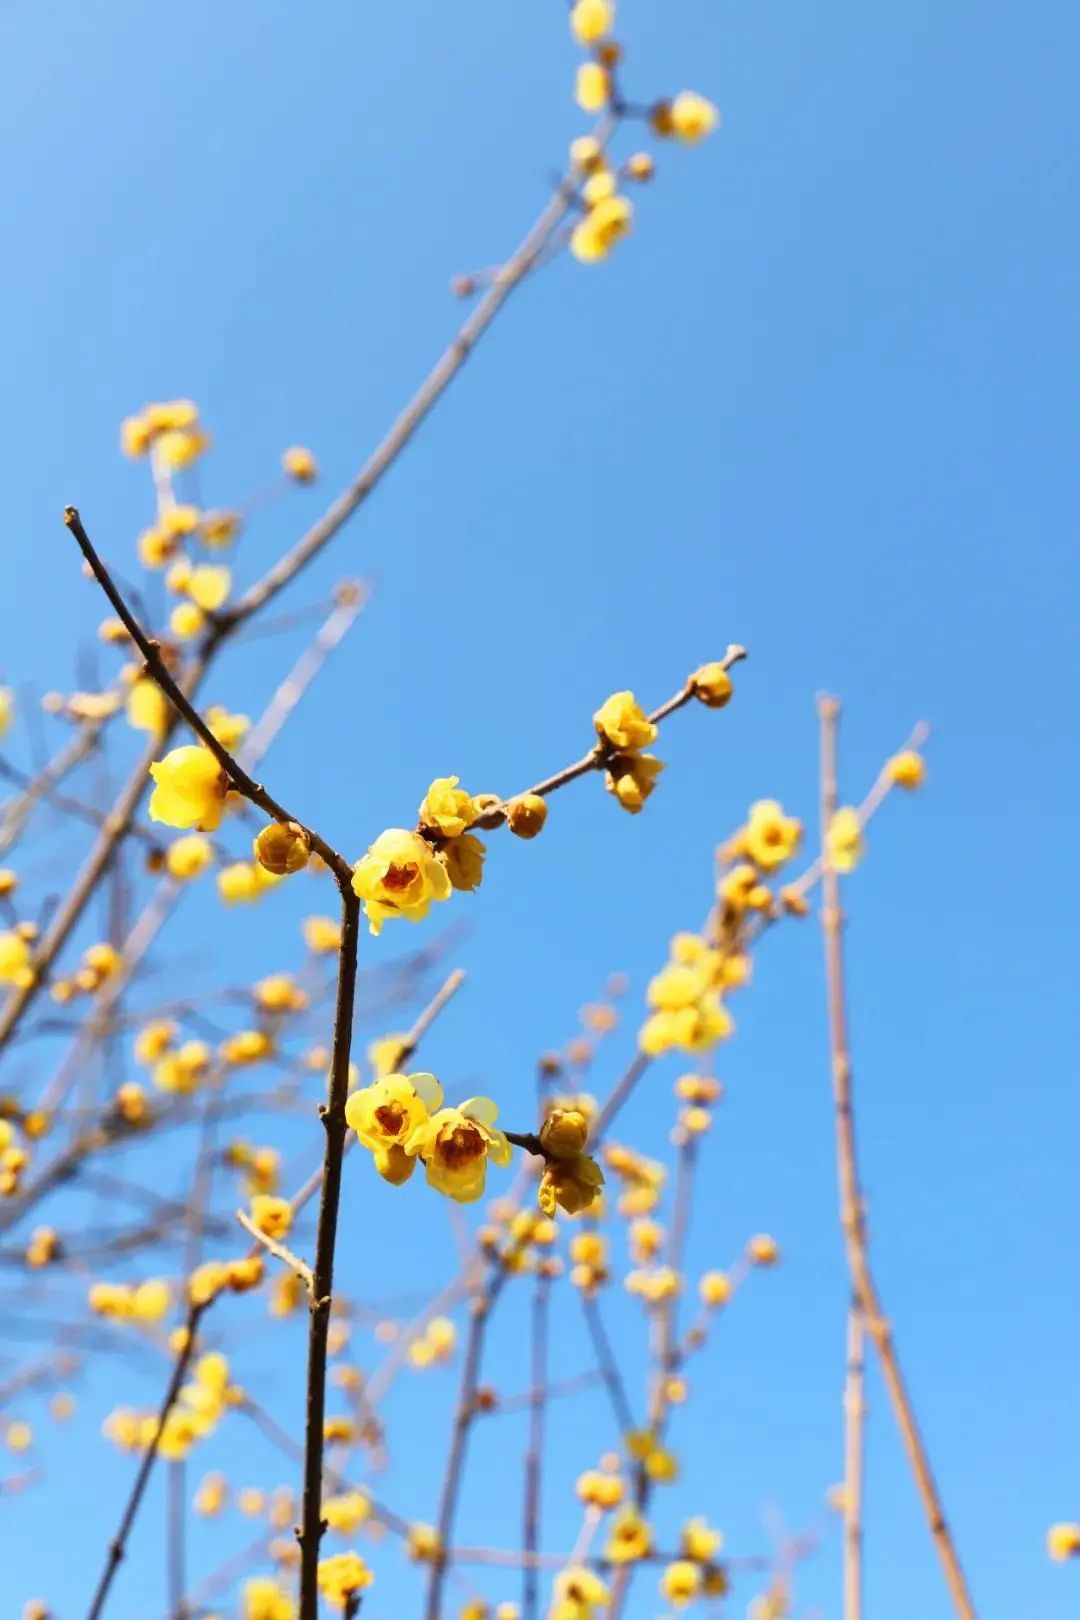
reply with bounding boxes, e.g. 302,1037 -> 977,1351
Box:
382,860 -> 419,894
373,1102 -> 406,1136
437,1123 -> 484,1169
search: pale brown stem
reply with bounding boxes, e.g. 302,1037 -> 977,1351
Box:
817,695 -> 975,1620
843,1302 -> 865,1620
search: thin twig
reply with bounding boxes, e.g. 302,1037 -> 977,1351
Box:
236,1209 -> 314,1294
843,1301 -> 865,1620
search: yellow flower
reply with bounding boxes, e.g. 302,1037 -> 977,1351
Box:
699,1270 -> 732,1307
166,834 -> 214,881
254,821 -> 310,876
202,510 -> 242,548
218,862 -> 281,904
408,1524 -> 443,1563
351,827 -> 452,935
405,1097 -> 512,1203
647,963 -> 703,1011
303,914 -> 341,953
186,565 -> 232,612
161,503 -> 200,539
571,192 -> 634,263
506,793 -> 548,838
575,61 -> 609,113
6,1420 -> 33,1453
345,1072 -> 444,1185
367,1032 -> 410,1077
570,0 -> 614,45
576,1468 -> 623,1509
221,1029 -> 273,1066
156,427 -> 210,470
242,1575 -> 296,1620
552,1567 -> 609,1620
747,1233 -> 780,1266
149,746 -> 228,831
0,931 -> 33,989
126,678 -> 169,736
540,1108 -> 590,1159
570,135 -> 604,172
743,800 -> 802,870
205,705 -> 250,749
593,691 -> 657,751
324,1490 -> 372,1535
690,661 -> 733,708
419,775 -> 479,838
152,1039 -> 211,1094
539,1152 -> 604,1216
826,807 -> 863,873
657,91 -> 720,142
120,414 -> 152,457
682,1517 -> 723,1562
660,1561 -> 701,1608
170,601 -> 205,640
887,749 -> 926,789
249,1194 -> 292,1239
605,1507 -> 652,1564
283,446 -> 317,483
638,993 -> 733,1056
441,832 -> 486,893
131,1278 -> 172,1321
605,753 -> 663,813
1047,1523 -> 1080,1561
145,399 -> 200,434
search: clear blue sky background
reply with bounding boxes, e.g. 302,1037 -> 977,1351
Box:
0,0 -> 1077,1616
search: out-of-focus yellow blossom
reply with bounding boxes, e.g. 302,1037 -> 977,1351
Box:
699,1270 -> 732,1306
419,776 -> 479,838
254,821 -> 310,876
184,565 -> 231,612
606,752 -> 664,813
570,135 -> 604,172
194,1471 -> 228,1516
1047,1523 -> 1080,1560
153,1039 -> 211,1094
575,61 -> 609,113
255,974 -> 308,1013
743,800 -> 802,870
0,687 -> 12,740
145,399 -> 200,434
149,746 -> 228,832
654,90 -> 720,142
368,1032 -> 410,1077
345,1071 -> 443,1186
303,915 -> 341,954
826,807 -> 863,873
352,827 -> 452,935
188,1260 -> 229,1305
0,932 -> 34,989
661,1561 -> 701,1608
639,994 -> 733,1057
205,705 -> 250,749
282,446 -> 317,483
675,1073 -> 722,1104
6,1420 -> 32,1452
747,1233 -> 780,1266
583,170 -> 617,207
238,1487 -> 267,1517
170,601 -> 205,640
166,833 -> 214,881
405,1096 -> 512,1203
26,1226 -> 59,1267
571,191 -> 633,263
156,426 -> 210,470
323,1489 -> 372,1535
249,1195 -> 293,1239
887,749 -> 926,789
131,1278 -> 171,1321
594,691 -> 656,752
221,1028 -> 273,1066
441,832 -> 486,893
539,1107 -> 590,1160
570,0 -> 614,45
605,1507 -> 652,1563
114,1081 -> 150,1125
625,151 -> 655,182
690,661 -> 734,708
242,1575 -> 296,1620
138,526 -> 177,569
408,1524 -> 443,1563
218,861 -> 282,904
135,1020 -> 176,1064
271,1272 -> 304,1317
0,869 -> 17,898
552,1567 -> 609,1620
202,510 -> 241,548
126,678 -> 169,736
576,1468 -> 624,1509
682,1516 -> 723,1561
161,503 -> 200,539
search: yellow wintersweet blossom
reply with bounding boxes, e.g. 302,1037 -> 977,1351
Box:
747,1233 -> 780,1266
185,565 -> 232,612
575,61 -> 609,113
570,0 -> 614,45
368,1032 -> 410,1077
194,1471 -> 228,1516
639,992 -> 732,1057
323,1489 -> 371,1535
131,1278 -> 172,1322
303,914 -> 341,953
161,503 -> 200,539
126,677 -> 169,736
351,827 -> 452,935
605,1506 -> 652,1563
551,1567 -> 609,1620
657,90 -> 720,143
507,793 -> 548,838
218,862 -> 282,904
682,1516 -> 724,1561
690,661 -> 734,708
166,833 -> 214,881
221,1029 -> 273,1066
887,749 -> 926,789
156,426 -> 210,470
826,806 -> 864,873
0,932 -> 33,989
242,1575 -> 296,1620
205,705 -> 250,749
134,1019 -> 176,1064
405,1096 -> 512,1203
283,446 -> 317,483
539,1151 -> 604,1217
170,601 -> 205,640
576,1468 -> 624,1509
254,821 -> 310,876
571,193 -> 633,263
661,1561 -> 702,1608
441,832 -> 486,893
606,752 -> 664,813
345,1071 -> 443,1186
699,1270 -> 732,1307
418,775 -> 479,838
317,1551 -> 373,1609
408,1524 -> 442,1562
153,1039 -> 211,1094
149,746 -> 228,831
743,800 -> 802,870
1047,1522 -> 1080,1560
0,687 -> 12,740
593,691 -> 657,751
6,1421 -> 33,1453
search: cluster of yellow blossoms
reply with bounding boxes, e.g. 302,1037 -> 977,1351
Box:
104,1351 -> 238,1461
344,1070 -> 511,1202
566,1 -> 720,265
88,1277 -> 171,1323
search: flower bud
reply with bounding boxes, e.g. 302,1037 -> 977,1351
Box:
507,793 -> 548,839
254,821 -> 311,876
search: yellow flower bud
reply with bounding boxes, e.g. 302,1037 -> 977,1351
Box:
690,662 -> 734,708
254,821 -> 311,876
506,793 -> 548,839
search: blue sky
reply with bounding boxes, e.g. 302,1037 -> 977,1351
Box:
0,0 -> 1077,1615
